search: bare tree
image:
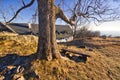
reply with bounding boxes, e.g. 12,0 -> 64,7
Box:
6,0 -> 35,23
0,9 -> 7,22
62,0 -> 120,37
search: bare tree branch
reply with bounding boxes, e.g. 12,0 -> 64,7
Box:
22,0 -> 26,6
6,0 -> 35,23
59,0 -> 120,37
0,10 -> 7,22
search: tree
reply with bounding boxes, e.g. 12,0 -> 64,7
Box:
37,0 -> 58,60
61,0 -> 120,37
37,0 -> 74,60
0,0 -> 74,61
75,26 -> 101,38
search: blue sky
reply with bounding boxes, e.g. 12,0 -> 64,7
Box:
0,0 -> 120,36
0,0 -> 81,23
0,0 -> 120,23
0,0 -> 37,23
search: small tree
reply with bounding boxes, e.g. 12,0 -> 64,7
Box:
75,26 -> 101,38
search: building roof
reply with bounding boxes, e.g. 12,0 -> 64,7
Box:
0,22 -> 73,37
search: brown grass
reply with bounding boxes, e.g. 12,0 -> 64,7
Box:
0,32 -> 38,56
0,32 -> 120,80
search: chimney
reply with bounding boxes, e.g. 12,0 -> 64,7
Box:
28,22 -> 32,29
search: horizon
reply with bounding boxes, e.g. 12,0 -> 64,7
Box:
100,31 -> 120,37
89,21 -> 120,36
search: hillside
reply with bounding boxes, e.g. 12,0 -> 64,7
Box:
0,32 -> 120,80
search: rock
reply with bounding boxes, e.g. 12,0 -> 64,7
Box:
79,45 -> 86,48
12,66 -> 25,80
15,66 -> 24,73
88,48 -> 93,51
0,65 -> 25,80
0,76 -> 5,80
7,65 -> 16,70
13,74 -> 25,80
0,66 -> 10,75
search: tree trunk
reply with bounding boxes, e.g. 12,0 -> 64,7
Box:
37,0 -> 61,61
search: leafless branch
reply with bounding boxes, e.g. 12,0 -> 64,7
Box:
0,10 -> 7,22
6,0 -> 35,23
59,0 -> 120,36
22,0 -> 26,6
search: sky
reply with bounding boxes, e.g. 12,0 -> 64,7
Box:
91,21 -> 120,32
0,0 -> 37,23
90,21 -> 120,36
0,0 -> 120,36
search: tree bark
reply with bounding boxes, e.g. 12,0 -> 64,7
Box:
37,0 -> 61,60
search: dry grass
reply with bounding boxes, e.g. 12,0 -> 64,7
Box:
0,32 -> 120,80
0,32 -> 38,56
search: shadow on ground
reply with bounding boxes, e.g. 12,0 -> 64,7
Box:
0,54 -> 39,80
0,47 -> 91,79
